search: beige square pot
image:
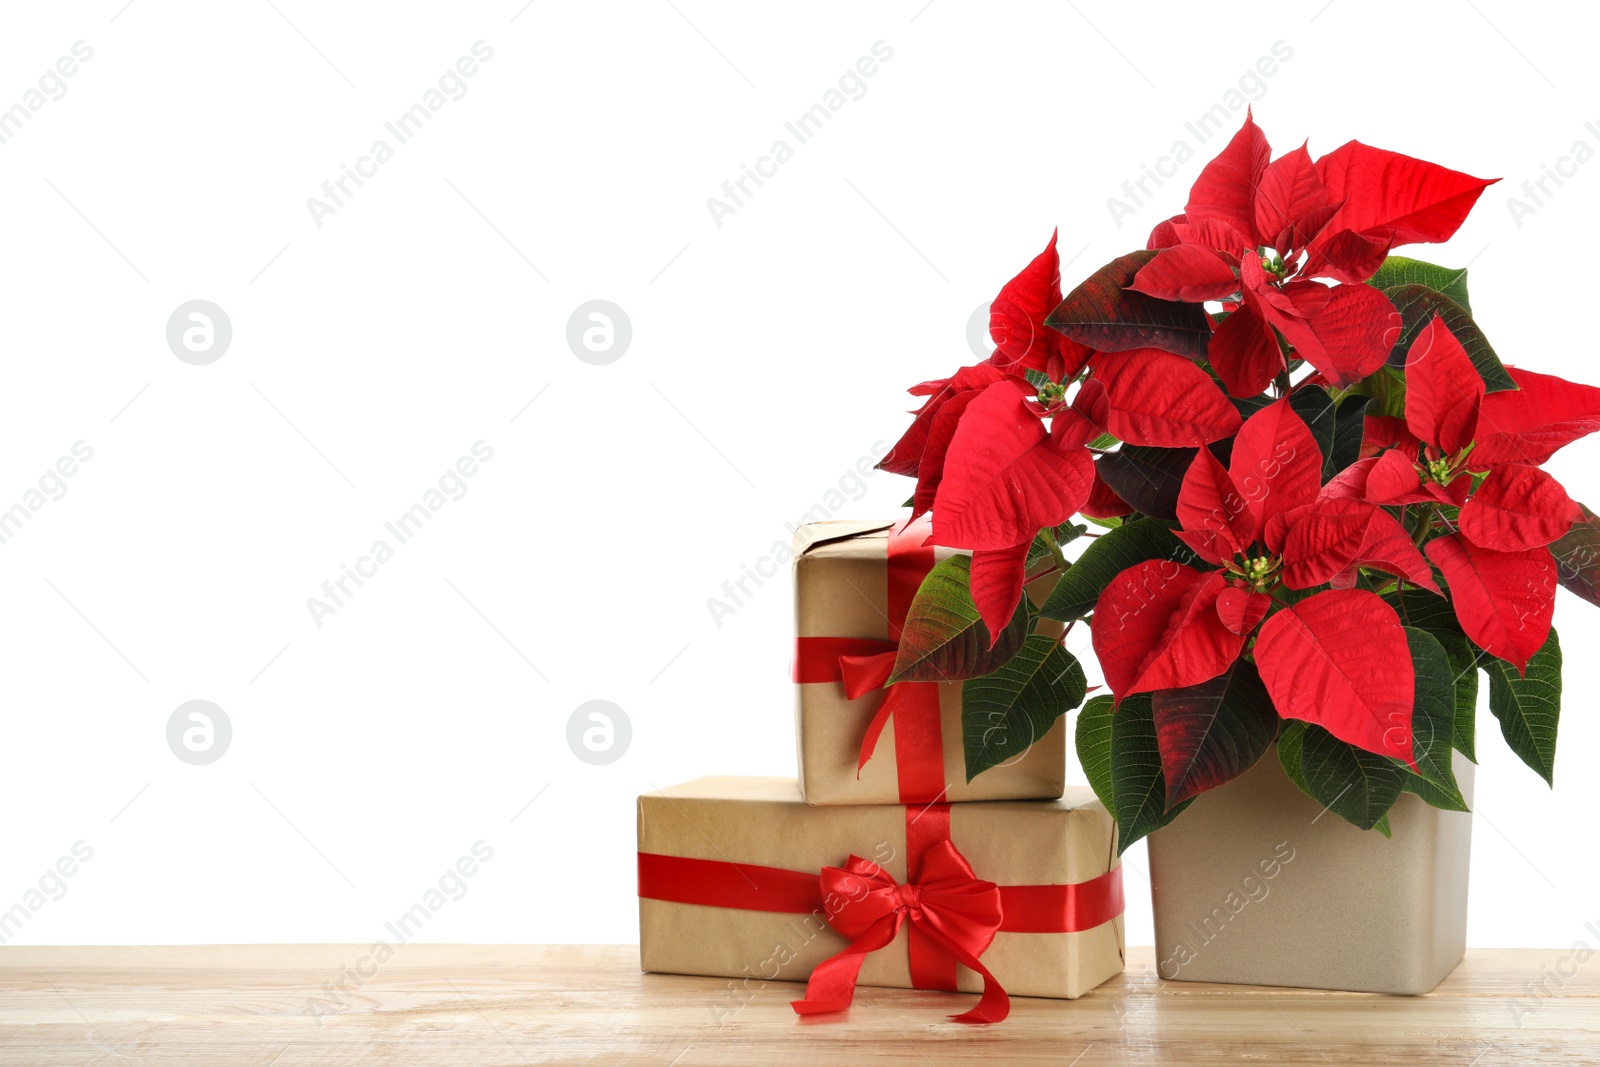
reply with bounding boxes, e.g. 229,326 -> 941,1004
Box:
1146,747 -> 1473,994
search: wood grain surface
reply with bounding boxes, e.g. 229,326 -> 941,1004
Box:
1,945 -> 1596,1065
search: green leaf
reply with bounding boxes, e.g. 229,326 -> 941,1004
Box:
1485,628 -> 1562,786
888,556 -> 1028,684
1400,627 -> 1469,810
1025,523 -> 1084,572
1277,721 -> 1312,796
1230,392 -> 1275,419
1044,250 -> 1213,359
1383,284 -> 1517,393
1076,694 -> 1192,854
1360,364 -> 1408,419
963,635 -> 1086,780
1373,813 -> 1393,838
1271,583 -> 1321,607
1354,569 -> 1393,594
1324,394 -> 1371,483
1403,774 -> 1468,812
1550,503 -> 1600,609
1296,721 -> 1407,832
1383,587 -> 1461,637
1076,695 -> 1117,815
1110,694 -> 1193,853
1291,387 -> 1336,470
1402,629 -> 1462,780
1095,445 -> 1197,522
1370,255 -> 1471,311
1039,518 -> 1197,622
1439,631 -> 1480,762
1150,660 -> 1278,810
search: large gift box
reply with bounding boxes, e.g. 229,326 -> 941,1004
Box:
637,776 -> 1125,1020
792,516 -> 1067,805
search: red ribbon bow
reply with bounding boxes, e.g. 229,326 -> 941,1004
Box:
836,645 -> 916,775
637,807 -> 1125,1026
793,839 -> 1011,1023
793,515 -> 948,803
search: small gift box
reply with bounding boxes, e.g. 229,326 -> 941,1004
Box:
792,516 -> 1067,805
637,776 -> 1125,1022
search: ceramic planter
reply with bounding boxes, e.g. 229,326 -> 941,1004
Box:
1146,746 -> 1474,994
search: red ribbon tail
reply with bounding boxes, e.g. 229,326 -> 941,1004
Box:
856,686 -> 903,776
917,924 -> 1011,1025
838,650 -> 897,701
791,923 -> 896,1017
948,962 -> 1009,1024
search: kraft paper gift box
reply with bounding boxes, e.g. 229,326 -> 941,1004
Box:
792,516 -> 1067,806
636,776 -> 1126,1015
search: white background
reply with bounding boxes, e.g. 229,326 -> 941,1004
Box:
0,0 -> 1595,955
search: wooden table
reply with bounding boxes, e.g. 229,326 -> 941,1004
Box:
1,945 -> 1595,1065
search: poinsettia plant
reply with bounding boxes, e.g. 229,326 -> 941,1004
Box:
879,112 -> 1600,849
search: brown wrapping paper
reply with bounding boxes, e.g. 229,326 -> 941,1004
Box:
637,776 -> 1125,1006
792,519 -> 1067,805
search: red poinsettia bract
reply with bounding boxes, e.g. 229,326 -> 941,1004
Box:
1135,111 -> 1495,396
1327,316 -> 1600,670
872,115 -> 1600,833
1091,400 -> 1430,765
986,229 -> 1093,379
880,233 -> 1241,640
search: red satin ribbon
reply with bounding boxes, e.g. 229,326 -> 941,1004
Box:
636,848 -> 1125,936
792,515 -> 947,804
637,814 -> 1124,1024
904,802 -> 953,992
793,840 -> 1008,1023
